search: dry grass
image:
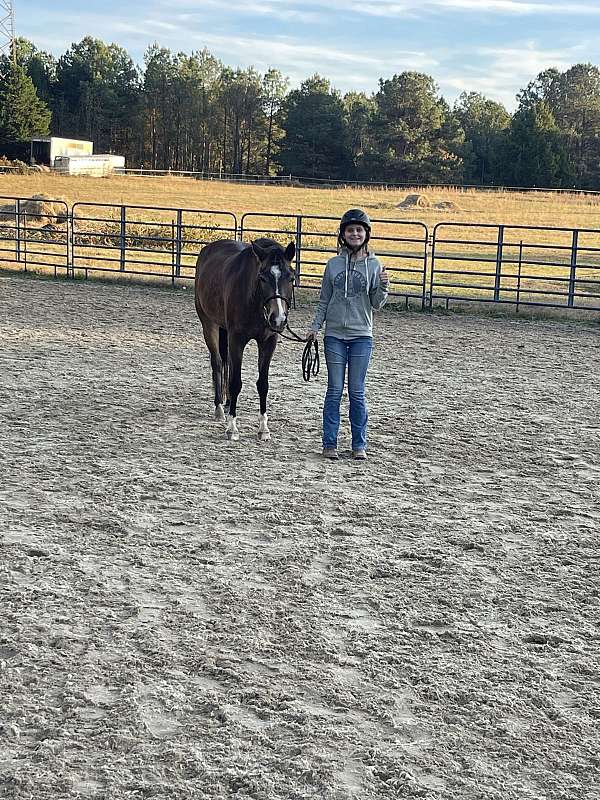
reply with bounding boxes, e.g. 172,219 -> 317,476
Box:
2,172 -> 600,227
1,173 -> 600,310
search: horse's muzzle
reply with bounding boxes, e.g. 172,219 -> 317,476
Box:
263,296 -> 290,332
267,309 -> 288,332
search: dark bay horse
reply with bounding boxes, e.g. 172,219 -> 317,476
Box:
194,238 -> 296,441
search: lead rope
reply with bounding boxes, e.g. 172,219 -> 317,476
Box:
276,323 -> 320,382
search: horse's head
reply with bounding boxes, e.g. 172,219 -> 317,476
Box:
252,239 -> 296,333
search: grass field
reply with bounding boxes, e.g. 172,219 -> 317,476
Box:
1,173 -> 600,311
4,172 -> 600,227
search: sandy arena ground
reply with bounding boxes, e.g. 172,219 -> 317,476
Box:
1,273 -> 599,800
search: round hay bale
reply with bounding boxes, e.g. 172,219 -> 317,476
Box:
396,193 -> 432,209
21,195 -> 68,226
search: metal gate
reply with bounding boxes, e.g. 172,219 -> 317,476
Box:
71,203 -> 237,282
0,195 -> 69,277
430,222 -> 600,311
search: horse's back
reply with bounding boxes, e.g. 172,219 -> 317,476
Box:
195,239 -> 247,327
196,239 -> 245,280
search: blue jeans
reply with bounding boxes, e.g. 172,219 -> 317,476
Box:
323,336 -> 373,451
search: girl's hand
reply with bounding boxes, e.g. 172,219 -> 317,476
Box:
380,267 -> 390,288
306,330 -> 318,342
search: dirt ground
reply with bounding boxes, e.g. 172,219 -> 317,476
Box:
1,273 -> 599,800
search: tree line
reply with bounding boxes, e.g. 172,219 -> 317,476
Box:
1,36 -> 600,189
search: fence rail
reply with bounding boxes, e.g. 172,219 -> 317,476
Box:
430,222 -> 600,312
0,195 -> 69,276
239,212 -> 428,306
71,202 -> 237,282
1,194 -> 600,315
113,168 -> 600,197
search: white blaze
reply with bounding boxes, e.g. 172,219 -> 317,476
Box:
270,264 -> 286,327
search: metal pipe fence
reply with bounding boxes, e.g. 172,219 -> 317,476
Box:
0,195 -> 69,276
1,195 -> 600,316
430,222 -> 600,312
70,203 -> 237,283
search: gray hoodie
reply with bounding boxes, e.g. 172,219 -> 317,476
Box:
310,248 -> 388,339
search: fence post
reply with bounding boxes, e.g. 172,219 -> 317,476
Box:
428,225 -> 437,310
175,209 -> 183,278
171,220 -> 176,286
494,225 -> 504,302
568,229 -> 578,308
295,215 -> 302,287
423,228 -> 432,310
119,206 -> 126,272
66,205 -> 72,278
22,210 -> 28,272
15,198 -> 21,264
516,240 -> 523,313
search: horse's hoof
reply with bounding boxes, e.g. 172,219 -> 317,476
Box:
258,430 -> 271,442
214,406 -> 226,422
226,430 -> 239,442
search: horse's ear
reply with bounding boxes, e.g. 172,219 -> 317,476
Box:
251,240 -> 268,262
284,242 -> 295,262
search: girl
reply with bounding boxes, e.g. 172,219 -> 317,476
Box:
307,209 -> 389,460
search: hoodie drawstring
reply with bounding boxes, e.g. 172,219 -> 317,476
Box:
345,251 -> 369,299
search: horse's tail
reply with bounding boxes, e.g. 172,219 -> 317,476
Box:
219,327 -> 229,407
219,327 -> 228,363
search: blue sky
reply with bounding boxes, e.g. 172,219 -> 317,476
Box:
16,0 -> 600,109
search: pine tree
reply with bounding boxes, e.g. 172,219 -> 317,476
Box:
366,72 -> 464,183
504,101 -> 572,188
0,62 -> 51,147
277,75 -> 353,180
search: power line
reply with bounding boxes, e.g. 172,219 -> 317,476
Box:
0,0 -> 16,64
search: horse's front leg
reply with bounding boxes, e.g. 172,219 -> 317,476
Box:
226,335 -> 246,441
256,335 -> 278,442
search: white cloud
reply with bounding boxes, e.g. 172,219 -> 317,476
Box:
16,0 -> 600,110
421,0 -> 599,13
156,0 -> 600,24
441,41 -> 586,108
158,0 -> 323,24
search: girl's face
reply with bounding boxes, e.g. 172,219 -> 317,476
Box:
343,224 -> 367,249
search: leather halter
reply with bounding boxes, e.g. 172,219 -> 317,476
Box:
262,294 -> 291,330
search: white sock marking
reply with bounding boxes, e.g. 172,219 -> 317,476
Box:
226,415 -> 239,440
258,412 -> 271,440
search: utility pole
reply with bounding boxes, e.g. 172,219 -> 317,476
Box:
0,0 -> 16,65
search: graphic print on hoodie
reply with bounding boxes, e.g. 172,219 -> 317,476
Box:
334,267 -> 367,298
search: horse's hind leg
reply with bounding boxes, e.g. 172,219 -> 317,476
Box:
225,334 -> 247,441
200,320 -> 226,421
256,335 -> 278,442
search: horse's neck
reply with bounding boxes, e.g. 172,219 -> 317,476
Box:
245,264 -> 261,310
233,251 -> 261,313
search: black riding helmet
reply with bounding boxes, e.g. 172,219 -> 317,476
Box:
338,208 -> 371,249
